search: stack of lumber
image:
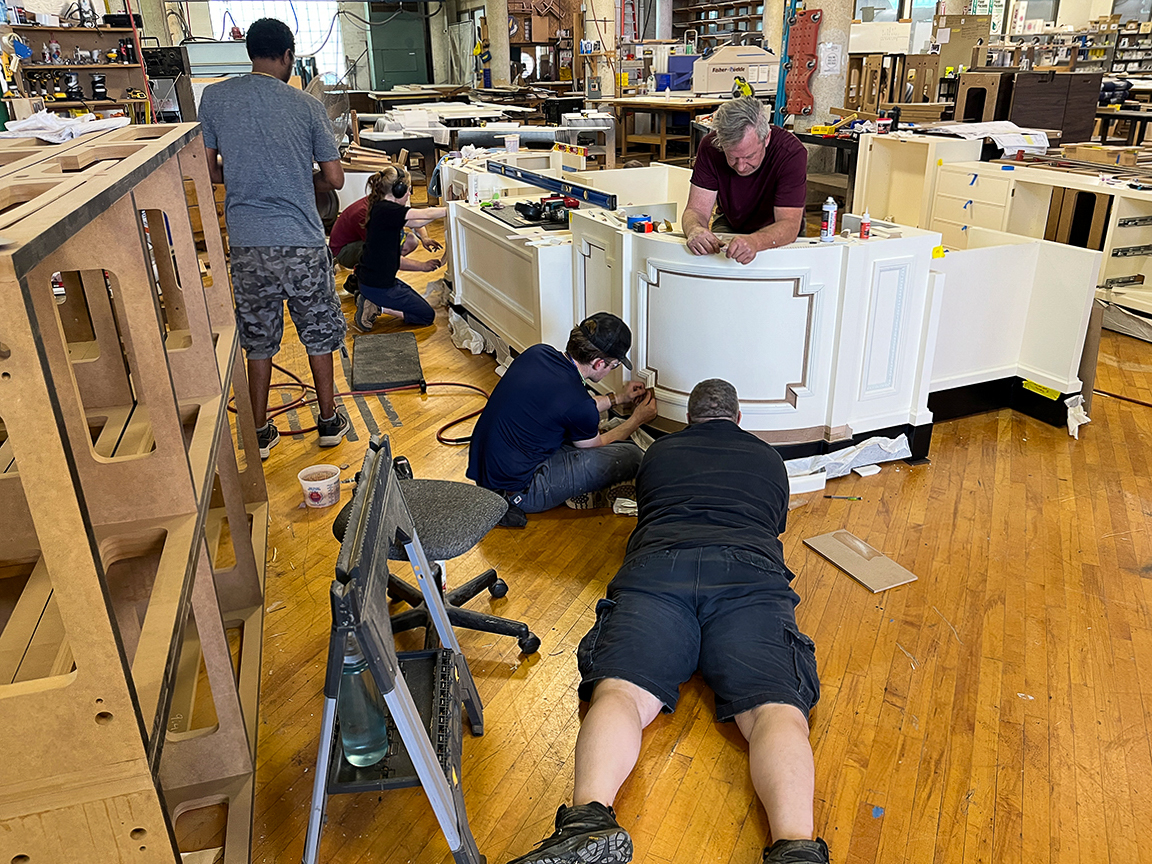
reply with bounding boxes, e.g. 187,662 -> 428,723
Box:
343,143 -> 402,173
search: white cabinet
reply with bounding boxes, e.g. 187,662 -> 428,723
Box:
929,163 -> 1015,248
853,133 -> 984,229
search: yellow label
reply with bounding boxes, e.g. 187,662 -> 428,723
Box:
932,245 -> 945,258
1022,379 -> 1060,400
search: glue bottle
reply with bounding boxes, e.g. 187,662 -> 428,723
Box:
820,196 -> 837,243
337,634 -> 390,767
860,209 -> 871,240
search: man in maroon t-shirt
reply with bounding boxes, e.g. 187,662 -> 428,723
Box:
684,97 -> 807,265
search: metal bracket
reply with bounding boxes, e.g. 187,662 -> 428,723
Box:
1111,244 -> 1152,257
1118,215 -> 1152,228
1104,274 -> 1146,288
486,162 -> 617,209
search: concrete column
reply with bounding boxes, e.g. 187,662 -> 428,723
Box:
339,2 -> 371,90
487,0 -> 512,85
655,0 -> 672,40
429,0 -> 457,83
137,0 -> 172,45
585,0 -> 617,97
791,0 -> 852,133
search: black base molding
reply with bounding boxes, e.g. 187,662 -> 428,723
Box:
772,422 -> 933,464
929,376 -> 1073,428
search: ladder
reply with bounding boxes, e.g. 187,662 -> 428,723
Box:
620,0 -> 638,43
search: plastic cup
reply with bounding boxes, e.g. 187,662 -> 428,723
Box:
298,464 -> 342,508
504,134 -> 520,153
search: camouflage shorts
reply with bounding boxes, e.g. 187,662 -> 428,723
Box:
229,246 -> 346,360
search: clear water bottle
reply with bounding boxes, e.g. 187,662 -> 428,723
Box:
338,634 -> 390,767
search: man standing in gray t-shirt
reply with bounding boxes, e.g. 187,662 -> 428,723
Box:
199,17 -> 350,459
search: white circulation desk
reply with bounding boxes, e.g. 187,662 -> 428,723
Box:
446,161 -> 1101,458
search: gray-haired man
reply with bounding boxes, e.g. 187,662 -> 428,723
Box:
683,97 -> 808,265
505,379 -> 828,864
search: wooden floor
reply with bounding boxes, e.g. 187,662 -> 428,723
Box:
235,211 -> 1152,864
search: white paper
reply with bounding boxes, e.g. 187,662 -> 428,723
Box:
818,42 -> 843,76
785,435 -> 912,480
937,27 -> 951,43
922,120 -> 1049,155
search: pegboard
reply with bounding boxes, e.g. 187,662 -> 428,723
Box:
783,9 -> 822,117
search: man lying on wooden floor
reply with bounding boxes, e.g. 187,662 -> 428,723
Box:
506,379 -> 829,864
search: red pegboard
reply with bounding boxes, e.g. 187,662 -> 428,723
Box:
783,9 -> 821,117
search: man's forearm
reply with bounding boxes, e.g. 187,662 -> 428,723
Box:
599,412 -> 648,445
749,219 -> 801,251
682,207 -> 709,236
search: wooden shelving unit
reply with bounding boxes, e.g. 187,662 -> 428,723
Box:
4,22 -> 149,120
1112,28 -> 1152,73
0,123 -> 267,864
671,0 -> 764,45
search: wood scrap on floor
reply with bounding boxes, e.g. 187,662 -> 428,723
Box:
803,530 -> 918,592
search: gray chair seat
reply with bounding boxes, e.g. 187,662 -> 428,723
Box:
389,480 -> 508,561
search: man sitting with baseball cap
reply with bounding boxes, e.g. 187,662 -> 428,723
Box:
467,313 -> 658,527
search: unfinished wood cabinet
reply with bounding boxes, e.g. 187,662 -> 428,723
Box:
0,123 -> 267,864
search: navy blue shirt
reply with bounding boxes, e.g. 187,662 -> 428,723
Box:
626,419 -> 793,577
467,345 -> 601,492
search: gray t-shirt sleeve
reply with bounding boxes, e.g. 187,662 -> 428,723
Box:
310,95 -> 341,163
199,91 -> 218,149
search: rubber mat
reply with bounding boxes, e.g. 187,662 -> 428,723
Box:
351,332 -> 425,392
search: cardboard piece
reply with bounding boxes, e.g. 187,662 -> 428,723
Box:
803,530 -> 917,593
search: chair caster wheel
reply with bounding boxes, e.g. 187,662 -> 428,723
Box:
489,578 -> 508,598
519,633 -> 541,655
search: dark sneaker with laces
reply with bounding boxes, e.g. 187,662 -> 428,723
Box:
256,421 -> 279,460
343,271 -> 359,296
763,838 -> 830,864
317,410 -> 351,447
498,502 -> 528,528
507,802 -> 632,864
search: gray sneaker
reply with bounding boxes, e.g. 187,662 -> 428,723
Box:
506,802 -> 632,864
354,293 -> 381,332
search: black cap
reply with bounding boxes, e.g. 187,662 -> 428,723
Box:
579,312 -> 633,370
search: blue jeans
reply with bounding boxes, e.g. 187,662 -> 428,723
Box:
507,442 -> 644,513
360,277 -> 435,326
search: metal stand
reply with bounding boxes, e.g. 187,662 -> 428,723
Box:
302,437 -> 485,864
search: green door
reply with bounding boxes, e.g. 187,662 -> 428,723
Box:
368,2 -> 432,88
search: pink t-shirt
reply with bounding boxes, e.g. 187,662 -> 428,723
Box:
690,127 -> 808,233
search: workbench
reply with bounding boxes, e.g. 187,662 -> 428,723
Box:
1096,108 -> 1152,145
592,95 -> 729,163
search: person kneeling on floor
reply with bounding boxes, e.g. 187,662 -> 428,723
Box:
466,313 -> 657,527
504,378 -> 829,864
353,166 -> 447,332
329,187 -> 442,297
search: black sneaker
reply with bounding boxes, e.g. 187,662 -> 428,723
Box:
317,410 -> 351,447
343,271 -> 359,296
763,838 -> 830,864
507,802 -> 632,864
499,502 -> 528,528
256,421 -> 279,460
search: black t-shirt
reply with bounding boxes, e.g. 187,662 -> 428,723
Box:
626,419 -> 792,576
356,200 -> 407,288
466,344 -> 601,492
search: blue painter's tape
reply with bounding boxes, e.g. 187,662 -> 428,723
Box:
872,806 -> 885,818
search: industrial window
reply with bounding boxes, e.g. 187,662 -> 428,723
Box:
208,0 -> 347,81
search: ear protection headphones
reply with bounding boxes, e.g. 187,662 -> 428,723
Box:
391,168 -> 410,200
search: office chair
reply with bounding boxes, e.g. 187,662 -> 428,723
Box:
333,455 -> 541,655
